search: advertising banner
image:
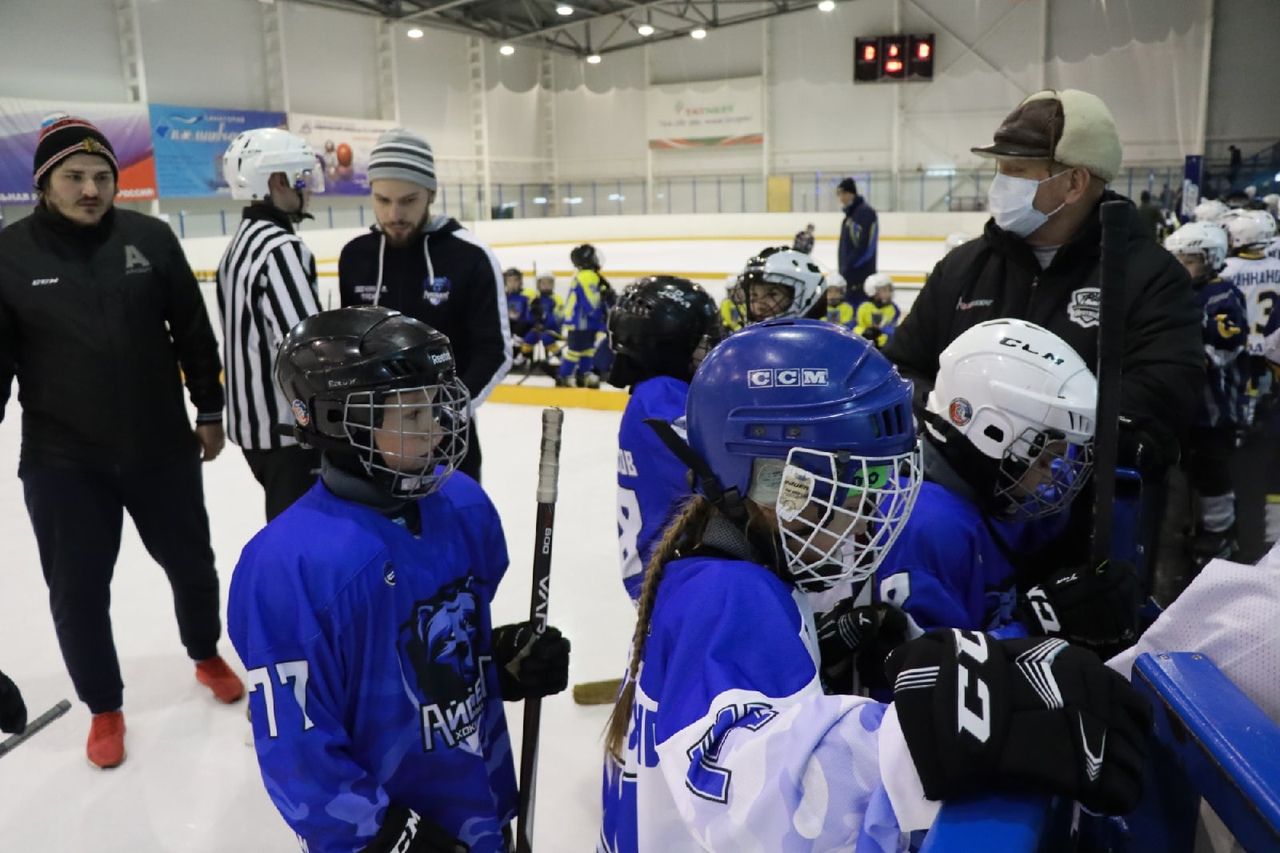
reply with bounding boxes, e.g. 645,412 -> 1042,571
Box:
287,112 -> 396,196
149,104 -> 286,197
646,76 -> 764,149
0,97 -> 156,203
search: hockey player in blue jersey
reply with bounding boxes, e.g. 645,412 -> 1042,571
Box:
228,306 -> 570,853
599,318 -> 1151,852
558,243 -> 611,387
608,276 -> 721,601
505,267 -> 534,366
817,320 -> 1141,694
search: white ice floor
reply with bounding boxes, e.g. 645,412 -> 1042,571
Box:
0,400 -> 635,852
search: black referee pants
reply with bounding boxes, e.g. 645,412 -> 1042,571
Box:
20,455 -> 222,714
242,445 -> 320,522
460,416 -> 482,483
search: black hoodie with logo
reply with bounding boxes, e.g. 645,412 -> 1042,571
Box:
0,205 -> 224,469
884,191 -> 1203,461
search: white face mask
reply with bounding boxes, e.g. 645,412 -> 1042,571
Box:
987,170 -> 1069,238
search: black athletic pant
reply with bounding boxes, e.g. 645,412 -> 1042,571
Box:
20,455 -> 222,714
242,445 -> 320,522
459,416 -> 482,483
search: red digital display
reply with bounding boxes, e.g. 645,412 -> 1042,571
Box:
917,42 -> 931,60
855,33 -> 934,83
885,59 -> 903,73
863,44 -> 876,61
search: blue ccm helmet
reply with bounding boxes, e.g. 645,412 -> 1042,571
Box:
685,317 -> 921,590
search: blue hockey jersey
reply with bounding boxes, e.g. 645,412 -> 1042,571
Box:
228,476 -> 517,853
617,376 -> 690,601
600,554 -> 936,852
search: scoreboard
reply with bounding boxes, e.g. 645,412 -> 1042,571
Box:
854,34 -> 935,82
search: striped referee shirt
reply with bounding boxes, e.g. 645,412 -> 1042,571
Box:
216,205 -> 322,450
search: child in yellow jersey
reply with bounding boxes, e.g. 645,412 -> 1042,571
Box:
853,273 -> 901,348
558,243 -> 611,387
824,282 -> 855,329
719,274 -> 746,333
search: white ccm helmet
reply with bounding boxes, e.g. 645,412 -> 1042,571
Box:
1164,221 -> 1229,272
738,246 -> 826,322
1194,199 -> 1229,223
925,319 -> 1097,521
1219,209 -> 1278,252
223,128 -> 324,201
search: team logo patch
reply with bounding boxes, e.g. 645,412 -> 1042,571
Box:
383,561 -> 397,587
291,398 -> 310,426
1067,287 -> 1101,329
948,397 -> 973,426
746,368 -> 829,388
423,275 -> 452,307
776,468 -> 814,522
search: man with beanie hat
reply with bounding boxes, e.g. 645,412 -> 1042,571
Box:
884,89 -> 1203,581
835,177 -> 878,304
338,127 -> 511,482
0,114 -> 243,769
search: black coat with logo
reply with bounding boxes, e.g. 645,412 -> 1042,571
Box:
884,191 -> 1203,458
0,205 -> 224,469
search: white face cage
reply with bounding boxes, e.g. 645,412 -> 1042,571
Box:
773,442 -> 923,593
993,427 -> 1093,522
342,380 -> 471,499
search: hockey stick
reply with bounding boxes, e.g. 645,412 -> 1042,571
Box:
0,699 -> 72,759
515,407 -> 565,853
572,678 -> 622,706
1091,200 -> 1129,567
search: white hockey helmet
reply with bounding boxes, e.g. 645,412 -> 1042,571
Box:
865,272 -> 894,294
1164,221 -> 1229,272
1220,209 -> 1278,252
925,319 -> 1097,521
223,128 -> 324,201
944,232 -> 969,251
1263,193 -> 1280,219
739,246 -> 826,322
1193,198 -> 1229,223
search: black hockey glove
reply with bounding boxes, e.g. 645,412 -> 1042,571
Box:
359,805 -> 468,853
816,601 -> 914,692
0,669 -> 26,734
887,630 -> 1151,815
492,622 -> 570,702
1018,559 -> 1142,656
861,326 -> 882,342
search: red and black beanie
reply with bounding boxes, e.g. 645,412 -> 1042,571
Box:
33,114 -> 119,190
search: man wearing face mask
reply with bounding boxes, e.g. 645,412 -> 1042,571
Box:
885,89 -> 1202,483
338,128 -> 511,482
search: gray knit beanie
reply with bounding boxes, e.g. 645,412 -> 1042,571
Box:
367,128 -> 437,191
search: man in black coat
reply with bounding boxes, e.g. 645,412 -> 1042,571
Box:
0,115 -> 244,769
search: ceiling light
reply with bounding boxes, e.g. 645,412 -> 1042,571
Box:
586,53 -> 602,64
818,0 -> 836,11
637,23 -> 655,36
406,27 -> 424,39
556,4 -> 573,15
499,44 -> 515,56
690,28 -> 707,40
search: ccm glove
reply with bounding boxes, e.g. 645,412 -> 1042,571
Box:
360,805 -> 468,853
0,669 -> 26,734
887,629 -> 1151,815
816,601 -> 916,691
492,622 -> 570,701
1019,559 -> 1142,655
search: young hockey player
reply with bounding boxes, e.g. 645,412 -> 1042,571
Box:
504,267 -> 534,366
824,281 -> 856,329
853,272 -> 902,348
738,246 -> 827,324
524,273 -> 564,372
1166,222 -> 1251,565
608,276 -> 721,601
792,222 -> 816,254
817,320 -> 1140,695
718,274 -> 746,333
599,318 -> 1150,852
558,243 -> 610,387
229,306 -> 571,853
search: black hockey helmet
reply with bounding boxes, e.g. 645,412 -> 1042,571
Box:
275,306 -> 470,499
570,243 -> 601,270
607,276 -> 721,387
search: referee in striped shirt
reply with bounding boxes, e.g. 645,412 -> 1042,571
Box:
217,128 -> 326,520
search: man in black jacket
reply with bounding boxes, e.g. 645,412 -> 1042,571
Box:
886,89 -> 1202,471
0,115 -> 243,769
338,128 -> 511,482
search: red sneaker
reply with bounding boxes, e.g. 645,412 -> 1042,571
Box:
195,656 -> 245,704
87,711 -> 126,769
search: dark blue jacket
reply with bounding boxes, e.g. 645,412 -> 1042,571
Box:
837,196 -> 878,297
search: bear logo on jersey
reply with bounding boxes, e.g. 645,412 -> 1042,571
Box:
397,576 -> 490,754
423,275 -> 452,307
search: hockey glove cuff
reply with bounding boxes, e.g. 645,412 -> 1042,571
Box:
1019,559 -> 1142,655
493,622 -> 571,701
886,630 -> 1151,815
816,601 -> 918,692
360,805 -> 469,853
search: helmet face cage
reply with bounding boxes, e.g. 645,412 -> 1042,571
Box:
993,426 -> 1093,521
773,443 -> 923,593
342,378 -> 471,499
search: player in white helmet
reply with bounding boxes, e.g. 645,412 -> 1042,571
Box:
738,245 -> 827,323
853,272 -> 902,348
1194,198 -> 1230,223
217,127 -> 327,520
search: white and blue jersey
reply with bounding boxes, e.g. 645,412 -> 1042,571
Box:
600,554 -> 937,853
872,481 -> 1067,639
228,476 -> 517,853
616,376 -> 691,601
